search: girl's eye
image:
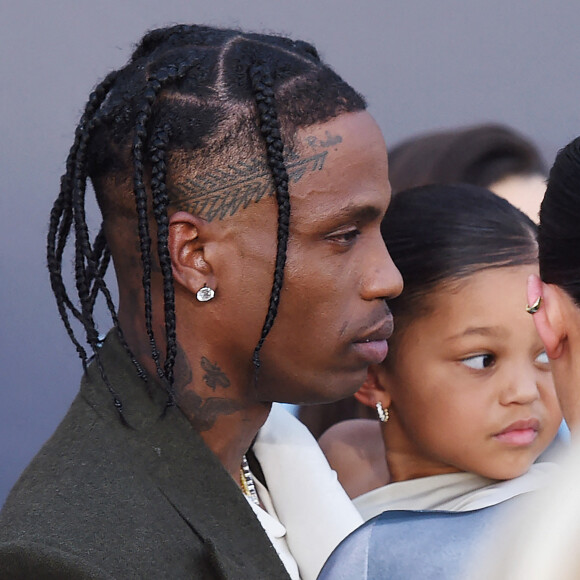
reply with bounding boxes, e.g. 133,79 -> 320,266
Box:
461,354 -> 495,370
535,350 -> 550,365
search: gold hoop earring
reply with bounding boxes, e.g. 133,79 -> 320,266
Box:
376,401 -> 389,423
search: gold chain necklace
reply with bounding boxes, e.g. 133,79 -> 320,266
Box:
240,454 -> 260,506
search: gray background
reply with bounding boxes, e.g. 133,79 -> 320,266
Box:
2,0 -> 579,505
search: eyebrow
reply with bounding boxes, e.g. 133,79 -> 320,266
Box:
331,203 -> 384,224
446,326 -> 509,341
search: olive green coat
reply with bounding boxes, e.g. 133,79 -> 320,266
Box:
0,334 -> 290,579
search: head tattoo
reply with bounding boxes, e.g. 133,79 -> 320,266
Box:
47,24 -> 366,419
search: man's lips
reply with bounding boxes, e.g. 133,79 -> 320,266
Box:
355,314 -> 395,343
494,419 -> 540,446
351,316 -> 394,364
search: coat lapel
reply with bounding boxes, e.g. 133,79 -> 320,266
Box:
85,333 -> 291,580
141,412 -> 291,579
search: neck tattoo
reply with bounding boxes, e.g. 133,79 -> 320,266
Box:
240,455 -> 260,506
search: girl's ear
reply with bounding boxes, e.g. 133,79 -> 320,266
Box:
355,364 -> 393,410
527,274 -> 566,359
169,211 -> 216,294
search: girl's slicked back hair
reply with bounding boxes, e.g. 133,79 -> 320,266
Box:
47,24 -> 366,417
381,184 -> 538,327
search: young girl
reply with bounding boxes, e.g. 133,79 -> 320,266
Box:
319,184 -> 563,520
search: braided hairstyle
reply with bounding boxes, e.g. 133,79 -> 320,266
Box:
538,136 -> 580,305
47,24 -> 366,418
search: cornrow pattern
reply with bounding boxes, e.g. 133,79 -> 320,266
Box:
131,25 -> 231,62
48,23 -> 366,419
249,63 -> 291,373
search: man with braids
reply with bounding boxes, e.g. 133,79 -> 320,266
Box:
0,24 -> 402,579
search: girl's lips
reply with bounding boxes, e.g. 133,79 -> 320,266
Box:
494,428 -> 538,446
494,419 -> 540,446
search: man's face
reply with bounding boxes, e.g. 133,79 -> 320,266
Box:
219,111 -> 403,404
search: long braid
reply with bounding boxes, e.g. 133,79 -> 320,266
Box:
132,61 -> 196,394
87,226 -> 109,311
71,114 -> 103,350
249,63 -> 291,373
49,24 -> 366,420
132,79 -> 165,381
89,227 -> 149,381
46,73 -> 130,420
70,115 -> 127,418
48,71 -> 119,366
48,191 -> 88,367
150,122 -> 177,403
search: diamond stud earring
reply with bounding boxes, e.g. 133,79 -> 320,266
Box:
196,285 -> 215,302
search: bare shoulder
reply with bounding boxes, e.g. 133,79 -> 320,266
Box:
319,419 -> 381,455
319,419 -> 388,499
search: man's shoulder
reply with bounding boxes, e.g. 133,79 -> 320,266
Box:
0,390 -> 291,579
0,536 -> 216,579
0,540 -> 114,580
1,394 -> 149,527
2,390 -> 132,508
0,394 -> 203,577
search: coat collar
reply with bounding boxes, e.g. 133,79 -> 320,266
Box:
81,331 -> 290,579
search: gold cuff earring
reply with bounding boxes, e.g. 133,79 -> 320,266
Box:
526,296 -> 542,314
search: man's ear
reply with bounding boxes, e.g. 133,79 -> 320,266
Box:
354,364 -> 392,410
169,211 -> 215,294
527,274 -> 566,359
